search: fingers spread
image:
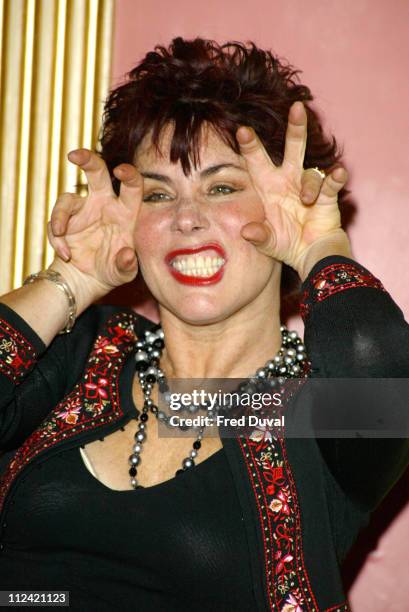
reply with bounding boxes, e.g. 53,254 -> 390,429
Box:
114,164 -> 144,212
282,101 -> 307,171
68,149 -> 114,195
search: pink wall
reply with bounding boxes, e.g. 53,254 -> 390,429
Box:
112,1 -> 409,609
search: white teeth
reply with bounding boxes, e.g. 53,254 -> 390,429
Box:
170,252 -> 226,278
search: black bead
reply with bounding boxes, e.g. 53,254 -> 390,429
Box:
150,404 -> 158,414
193,440 -> 201,449
140,413 -> 148,422
146,373 -> 156,383
129,467 -> 137,477
153,338 -> 165,349
135,361 -> 148,372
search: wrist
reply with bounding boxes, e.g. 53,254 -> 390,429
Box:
296,231 -> 352,282
47,259 -> 108,315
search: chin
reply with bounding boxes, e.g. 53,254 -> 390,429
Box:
163,293 -> 233,326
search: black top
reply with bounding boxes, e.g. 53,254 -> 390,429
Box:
0,443 -> 256,611
0,255 -> 408,612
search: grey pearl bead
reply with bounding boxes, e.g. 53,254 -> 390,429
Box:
284,355 -> 293,365
138,423 -> 146,430
158,411 -> 167,421
266,360 -> 276,371
289,331 -> 298,340
133,443 -> 142,453
190,449 -> 198,458
286,348 -> 296,357
157,329 -> 165,339
136,431 -> 146,442
131,478 -> 138,487
297,343 -> 305,352
256,368 -> 267,379
182,458 -> 194,469
274,355 -> 283,364
129,454 -> 140,466
292,364 -> 301,375
297,353 -> 305,362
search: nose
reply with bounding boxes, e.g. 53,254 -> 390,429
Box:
170,197 -> 210,234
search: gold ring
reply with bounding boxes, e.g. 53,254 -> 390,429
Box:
309,167 -> 326,180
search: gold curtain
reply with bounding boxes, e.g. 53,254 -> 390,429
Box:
0,0 -> 114,293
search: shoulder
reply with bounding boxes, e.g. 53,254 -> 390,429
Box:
72,303 -> 157,342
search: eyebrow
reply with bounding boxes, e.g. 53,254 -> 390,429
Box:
140,163 -> 246,184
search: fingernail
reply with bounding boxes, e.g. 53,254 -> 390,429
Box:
237,126 -> 253,144
302,191 -> 314,203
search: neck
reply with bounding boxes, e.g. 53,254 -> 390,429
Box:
158,285 -> 282,379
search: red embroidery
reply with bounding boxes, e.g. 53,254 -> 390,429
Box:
0,319 -> 37,382
237,377 -> 351,611
0,311 -> 139,512
0,312 -> 351,611
300,263 -> 386,321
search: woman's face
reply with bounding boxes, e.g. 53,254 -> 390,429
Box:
133,125 -> 280,325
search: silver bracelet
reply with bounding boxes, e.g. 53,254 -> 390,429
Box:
23,270 -> 77,334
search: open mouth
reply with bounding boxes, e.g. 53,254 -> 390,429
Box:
165,243 -> 227,285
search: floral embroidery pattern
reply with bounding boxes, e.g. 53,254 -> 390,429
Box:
0,312 -> 139,512
238,385 -> 350,611
0,319 -> 37,382
300,263 -> 385,321
0,311 -> 351,611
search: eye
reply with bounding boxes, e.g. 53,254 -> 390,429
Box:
208,184 -> 238,196
143,191 -> 173,203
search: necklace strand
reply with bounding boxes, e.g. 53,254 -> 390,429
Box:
129,324 -> 307,489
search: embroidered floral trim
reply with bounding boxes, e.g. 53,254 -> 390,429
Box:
0,318 -> 37,382
0,311 -> 351,611
300,263 -> 386,321
238,385 -> 351,612
0,311 -> 139,512
238,429 -> 317,611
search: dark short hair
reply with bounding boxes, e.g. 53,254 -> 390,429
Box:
100,37 -> 344,198
100,37 -> 349,308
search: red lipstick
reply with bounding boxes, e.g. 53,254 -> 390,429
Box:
165,243 -> 226,286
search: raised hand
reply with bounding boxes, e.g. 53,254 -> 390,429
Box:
47,150 -> 142,301
237,102 -> 351,280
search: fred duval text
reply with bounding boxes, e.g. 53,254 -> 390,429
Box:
167,414 -> 285,428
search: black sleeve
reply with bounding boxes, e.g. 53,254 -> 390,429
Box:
300,255 -> 409,512
0,303 -> 111,451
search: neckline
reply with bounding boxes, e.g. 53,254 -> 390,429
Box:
76,444 -> 225,495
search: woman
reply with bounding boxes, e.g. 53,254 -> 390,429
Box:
0,38 -> 408,611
